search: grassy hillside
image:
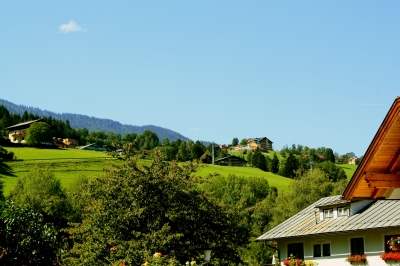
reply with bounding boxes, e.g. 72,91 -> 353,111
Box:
2,147 -> 356,195
337,164 -> 358,180
196,164 -> 291,191
2,147 -> 293,195
6,147 -> 109,160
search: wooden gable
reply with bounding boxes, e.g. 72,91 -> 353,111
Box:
343,97 -> 400,200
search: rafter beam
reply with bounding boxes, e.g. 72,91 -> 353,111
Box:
386,147 -> 400,173
367,180 -> 400,188
365,173 -> 400,181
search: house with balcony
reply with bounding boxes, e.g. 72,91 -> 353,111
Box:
5,119 -> 46,144
256,97 -> 400,265
53,138 -> 78,148
247,137 -> 273,150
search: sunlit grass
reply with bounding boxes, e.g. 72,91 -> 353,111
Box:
196,164 -> 291,192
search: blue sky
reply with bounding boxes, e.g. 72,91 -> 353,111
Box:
1,1 -> 399,156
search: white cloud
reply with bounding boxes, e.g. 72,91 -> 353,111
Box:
59,20 -> 84,33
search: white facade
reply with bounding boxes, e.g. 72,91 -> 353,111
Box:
278,228 -> 400,266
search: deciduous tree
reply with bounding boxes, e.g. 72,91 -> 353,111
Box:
232,137 -> 239,146
25,122 -> 52,146
64,149 -> 249,265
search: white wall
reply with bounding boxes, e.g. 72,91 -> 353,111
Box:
277,228 -> 400,266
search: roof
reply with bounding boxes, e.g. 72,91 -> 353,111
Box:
315,199 -> 347,208
255,195 -> 400,241
214,155 -> 246,162
5,119 -> 45,130
343,97 -> 400,200
248,137 -> 273,143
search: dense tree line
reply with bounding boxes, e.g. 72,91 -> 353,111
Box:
0,99 -> 189,142
157,138 -> 229,162
0,142 -> 350,265
0,106 -> 214,162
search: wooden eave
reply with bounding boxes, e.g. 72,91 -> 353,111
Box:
343,97 -> 400,200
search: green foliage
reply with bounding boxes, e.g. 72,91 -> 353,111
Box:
269,169 -> 347,227
323,148 -> 335,163
316,161 -> 347,181
0,146 -> 14,160
232,137 -> 239,146
247,151 -> 253,166
25,122 -> 52,146
281,152 -> 298,178
10,166 -> 71,227
67,175 -> 90,223
201,174 -> 273,264
0,181 -> 5,202
252,149 -> 268,171
340,152 -> 356,164
270,152 -> 279,173
240,138 -> 247,146
0,201 -> 61,265
178,140 -> 188,161
64,149 -> 249,265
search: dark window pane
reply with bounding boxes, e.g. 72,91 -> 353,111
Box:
323,244 -> 331,256
288,243 -> 304,259
351,238 -> 364,255
313,244 -> 321,257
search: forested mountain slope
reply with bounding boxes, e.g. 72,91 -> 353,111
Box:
0,99 -> 189,141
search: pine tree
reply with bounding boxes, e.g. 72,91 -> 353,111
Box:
270,152 -> 279,173
283,152 -> 299,178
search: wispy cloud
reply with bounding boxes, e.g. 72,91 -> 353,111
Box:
59,20 -> 84,33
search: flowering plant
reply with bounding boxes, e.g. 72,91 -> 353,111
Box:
387,236 -> 400,248
283,254 -> 303,266
346,254 -> 367,264
381,251 -> 400,261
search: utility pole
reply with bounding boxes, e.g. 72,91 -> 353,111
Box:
212,141 -> 215,165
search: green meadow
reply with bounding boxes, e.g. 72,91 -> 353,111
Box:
1,147 -> 357,195
196,164 -> 292,191
337,163 -> 358,180
6,147 -> 109,160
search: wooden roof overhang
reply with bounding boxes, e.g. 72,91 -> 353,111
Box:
343,97 -> 400,200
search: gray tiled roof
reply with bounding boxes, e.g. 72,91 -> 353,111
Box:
255,195 -> 400,241
5,119 -> 44,130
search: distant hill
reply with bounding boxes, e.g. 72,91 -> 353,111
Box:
0,99 -> 190,142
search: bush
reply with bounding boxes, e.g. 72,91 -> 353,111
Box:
0,201 -> 61,265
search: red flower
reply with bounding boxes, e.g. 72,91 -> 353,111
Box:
110,247 -> 116,252
381,251 -> 400,261
347,254 -> 367,262
283,259 -> 303,266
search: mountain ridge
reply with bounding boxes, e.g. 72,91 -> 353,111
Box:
0,99 -> 190,142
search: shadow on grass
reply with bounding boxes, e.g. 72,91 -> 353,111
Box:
0,160 -> 16,177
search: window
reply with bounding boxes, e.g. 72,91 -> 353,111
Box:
323,209 -> 333,218
288,243 -> 304,259
313,244 -> 331,257
384,235 -> 400,252
350,238 -> 364,255
338,207 -> 348,216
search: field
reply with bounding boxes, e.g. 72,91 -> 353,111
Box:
337,164 -> 358,180
196,164 -> 292,191
1,147 -> 357,195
